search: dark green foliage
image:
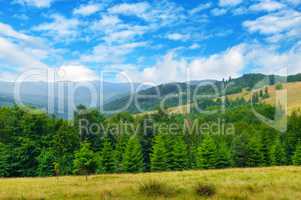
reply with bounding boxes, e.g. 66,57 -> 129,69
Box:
150,134 -> 169,171
37,148 -> 56,176
232,134 -> 249,167
270,138 -> 286,166
293,143 -> 301,165
246,136 -> 263,167
0,143 -> 10,177
122,136 -> 144,172
73,142 -> 97,175
215,142 -> 231,168
196,136 -> 217,169
170,135 -> 188,170
99,136 -> 114,173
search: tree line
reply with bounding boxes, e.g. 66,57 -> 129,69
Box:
1,103 -> 301,177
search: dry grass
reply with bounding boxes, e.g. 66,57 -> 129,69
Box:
0,167 -> 301,199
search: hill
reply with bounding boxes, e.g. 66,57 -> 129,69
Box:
104,73 -> 301,114
0,167 -> 300,199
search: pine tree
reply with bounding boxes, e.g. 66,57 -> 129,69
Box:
196,135 -> 217,169
170,135 -> 188,171
122,136 -> 144,172
150,134 -> 169,171
270,138 -> 286,166
99,136 -> 114,173
293,143 -> 301,165
246,136 -> 263,167
73,142 -> 97,177
0,143 -> 10,177
216,142 -> 231,168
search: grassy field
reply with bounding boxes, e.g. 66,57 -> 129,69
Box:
1,166 -> 301,200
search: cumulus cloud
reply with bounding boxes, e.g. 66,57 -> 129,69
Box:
117,43 -> 301,84
55,65 -> 98,82
73,4 -> 101,16
211,8 -> 228,16
250,0 -> 285,12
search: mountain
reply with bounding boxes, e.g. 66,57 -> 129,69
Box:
103,73 -> 301,114
0,81 -> 146,118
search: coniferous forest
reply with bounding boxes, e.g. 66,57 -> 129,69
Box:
1,101 -> 301,178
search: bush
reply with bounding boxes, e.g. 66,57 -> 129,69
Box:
194,183 -> 216,197
138,180 -> 176,197
275,83 -> 283,90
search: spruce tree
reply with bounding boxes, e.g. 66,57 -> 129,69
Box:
150,134 -> 169,171
270,138 -> 286,166
73,142 -> 97,177
0,143 -> 10,177
112,135 -> 128,173
216,142 -> 231,168
232,134 -> 249,167
122,136 -> 144,172
246,136 -> 263,167
196,135 -> 217,169
293,143 -> 301,165
100,136 -> 114,173
170,135 -> 188,171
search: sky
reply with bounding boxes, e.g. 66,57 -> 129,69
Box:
0,0 -> 300,83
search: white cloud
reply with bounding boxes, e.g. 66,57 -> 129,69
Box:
250,0 -> 285,12
80,42 -> 146,64
16,0 -> 54,8
243,9 -> 301,42
118,42 -> 301,84
190,3 -> 212,15
108,2 -> 150,20
166,33 -> 190,41
33,14 -> 80,41
56,65 -> 98,82
189,43 -> 201,49
211,8 -> 228,16
0,22 -> 43,47
119,44 -> 246,83
93,15 -> 121,29
219,0 -> 242,7
73,4 -> 101,16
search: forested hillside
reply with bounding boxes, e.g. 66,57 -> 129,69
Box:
103,73 -> 301,113
1,101 -> 301,177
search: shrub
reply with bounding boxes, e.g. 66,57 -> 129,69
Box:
138,180 -> 176,197
194,183 -> 216,197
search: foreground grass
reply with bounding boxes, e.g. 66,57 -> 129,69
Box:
1,166 -> 301,200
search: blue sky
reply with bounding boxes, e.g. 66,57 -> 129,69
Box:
0,0 -> 300,83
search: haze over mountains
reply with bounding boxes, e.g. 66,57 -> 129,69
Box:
1,73 -> 301,117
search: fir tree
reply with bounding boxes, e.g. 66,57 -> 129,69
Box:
170,135 -> 188,171
216,142 -> 231,168
100,136 -> 114,173
246,136 -> 263,167
0,143 -> 10,177
232,134 -> 249,167
293,143 -> 301,165
270,138 -> 286,166
150,134 -> 169,171
113,135 -> 128,173
196,135 -> 217,169
122,136 -> 144,172
73,142 -> 97,177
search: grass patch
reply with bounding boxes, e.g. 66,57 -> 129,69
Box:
138,179 -> 177,197
194,183 -> 216,197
